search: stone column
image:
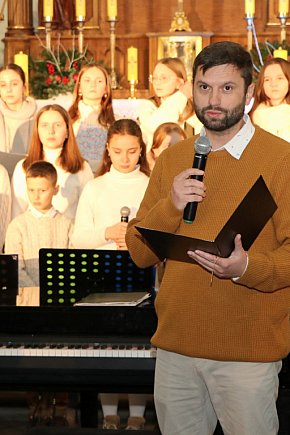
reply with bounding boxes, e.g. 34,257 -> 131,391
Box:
6,0 -> 33,36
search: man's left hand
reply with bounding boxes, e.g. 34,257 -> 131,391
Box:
187,234 -> 248,279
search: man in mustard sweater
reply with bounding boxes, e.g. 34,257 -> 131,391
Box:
126,41 -> 290,435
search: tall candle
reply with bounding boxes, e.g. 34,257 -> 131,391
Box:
43,0 -> 53,19
127,47 -> 138,82
195,37 -> 202,57
14,51 -> 29,94
76,0 -> 86,18
273,47 -> 288,60
107,0 -> 117,19
245,0 -> 255,15
279,0 -> 289,15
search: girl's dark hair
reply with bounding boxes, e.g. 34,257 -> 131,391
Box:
96,119 -> 150,177
0,63 -> 26,84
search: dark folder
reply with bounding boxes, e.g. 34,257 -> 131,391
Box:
136,176 -> 277,263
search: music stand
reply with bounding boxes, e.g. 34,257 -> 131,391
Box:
39,248 -> 155,306
0,254 -> 18,305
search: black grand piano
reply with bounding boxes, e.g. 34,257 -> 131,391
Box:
0,304 -> 157,427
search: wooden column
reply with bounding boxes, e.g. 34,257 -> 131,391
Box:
6,0 -> 33,36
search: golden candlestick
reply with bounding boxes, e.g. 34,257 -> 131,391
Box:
108,18 -> 119,89
278,13 -> 288,43
244,14 -> 254,51
43,16 -> 52,50
128,79 -> 136,99
76,18 -> 85,53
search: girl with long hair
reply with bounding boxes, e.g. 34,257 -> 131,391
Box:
68,64 -> 115,168
71,118 -> 149,251
139,57 -> 202,150
0,63 -> 37,153
147,122 -> 187,170
11,104 -> 93,219
249,57 -> 290,142
71,119 -> 150,430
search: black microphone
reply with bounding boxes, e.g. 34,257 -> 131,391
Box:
183,136 -> 212,224
120,206 -> 131,222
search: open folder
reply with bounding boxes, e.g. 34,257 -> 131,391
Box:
136,176 -> 277,264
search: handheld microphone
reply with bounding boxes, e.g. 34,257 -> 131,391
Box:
183,136 -> 212,224
120,206 -> 131,223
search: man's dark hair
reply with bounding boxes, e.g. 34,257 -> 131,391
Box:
193,41 -> 253,90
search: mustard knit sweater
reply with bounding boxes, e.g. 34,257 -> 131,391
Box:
126,127 -> 290,362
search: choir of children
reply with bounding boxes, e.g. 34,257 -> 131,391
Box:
1,54 -> 289,430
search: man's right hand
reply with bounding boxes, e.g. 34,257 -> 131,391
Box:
171,168 -> 206,211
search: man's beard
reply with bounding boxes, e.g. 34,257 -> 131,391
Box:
194,99 -> 246,132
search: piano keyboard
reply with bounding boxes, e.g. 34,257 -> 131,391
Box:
0,342 -> 157,358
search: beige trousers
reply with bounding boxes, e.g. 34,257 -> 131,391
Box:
154,348 -> 282,435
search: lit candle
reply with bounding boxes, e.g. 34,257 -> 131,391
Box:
76,0 -> 86,19
107,0 -> 117,19
245,0 -> 255,15
43,0 -> 53,20
127,47 -> 138,82
273,47 -> 288,60
279,0 -> 289,15
195,37 -> 202,57
14,51 -> 29,95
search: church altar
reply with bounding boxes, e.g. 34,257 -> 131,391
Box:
36,95 -> 145,121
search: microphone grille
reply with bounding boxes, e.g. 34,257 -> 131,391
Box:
194,136 -> 212,155
120,206 -> 131,218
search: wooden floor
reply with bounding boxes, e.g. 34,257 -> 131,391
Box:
0,392 -> 160,434
0,390 -> 289,434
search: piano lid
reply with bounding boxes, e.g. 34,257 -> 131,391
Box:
0,305 -> 158,338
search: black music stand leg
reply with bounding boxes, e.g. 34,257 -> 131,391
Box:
80,391 -> 99,427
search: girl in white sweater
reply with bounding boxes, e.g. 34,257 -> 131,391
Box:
11,104 -> 93,220
71,118 -> 150,251
139,57 -> 202,150
71,119 -> 150,430
0,63 -> 37,153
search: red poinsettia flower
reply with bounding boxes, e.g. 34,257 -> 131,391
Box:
46,63 -> 55,75
61,76 -> 70,84
46,77 -> 52,84
54,75 -> 61,82
73,73 -> 79,82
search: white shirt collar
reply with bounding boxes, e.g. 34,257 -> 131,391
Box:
28,205 -> 58,219
200,114 -> 255,160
